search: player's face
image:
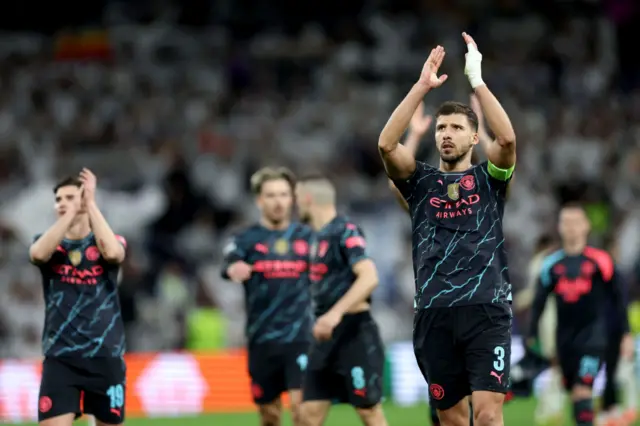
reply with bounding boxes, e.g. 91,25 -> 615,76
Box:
435,114 -> 478,164
257,179 -> 293,224
54,185 -> 83,217
558,208 -> 590,242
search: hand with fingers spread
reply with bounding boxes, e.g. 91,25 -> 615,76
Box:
462,32 -> 484,89
409,102 -> 433,137
418,45 -> 448,89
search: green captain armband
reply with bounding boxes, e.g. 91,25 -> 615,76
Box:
487,161 -> 515,181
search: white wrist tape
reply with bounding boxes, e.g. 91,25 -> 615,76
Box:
464,43 -> 484,89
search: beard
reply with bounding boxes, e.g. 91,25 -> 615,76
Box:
440,145 -> 473,165
298,211 -> 311,224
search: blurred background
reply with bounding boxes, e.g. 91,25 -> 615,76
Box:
1,0 -> 640,422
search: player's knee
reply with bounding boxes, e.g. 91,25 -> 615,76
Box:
258,402 -> 282,426
437,405 -> 469,426
472,397 -> 503,426
289,401 -> 302,426
298,402 -> 326,426
355,404 -> 387,426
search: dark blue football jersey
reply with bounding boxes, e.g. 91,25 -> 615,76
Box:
392,160 -> 513,309
221,222 -> 313,346
530,246 -> 629,348
309,215 -> 368,316
31,233 -> 127,358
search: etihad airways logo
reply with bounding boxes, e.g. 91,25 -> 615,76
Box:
429,194 -> 480,219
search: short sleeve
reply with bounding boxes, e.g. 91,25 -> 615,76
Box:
340,223 -> 368,267
391,161 -> 431,201
222,234 -> 247,264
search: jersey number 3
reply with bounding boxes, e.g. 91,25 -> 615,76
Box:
493,346 -> 505,372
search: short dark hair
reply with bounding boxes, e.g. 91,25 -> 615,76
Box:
53,176 -> 82,194
250,167 -> 296,195
435,101 -> 478,132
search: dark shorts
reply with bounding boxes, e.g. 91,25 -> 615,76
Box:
248,342 -> 309,404
38,356 -> 126,423
413,303 -> 512,410
558,347 -> 604,390
303,311 -> 385,408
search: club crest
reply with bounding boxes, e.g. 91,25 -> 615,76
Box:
447,183 -> 460,200
274,239 -> 289,255
68,250 -> 82,266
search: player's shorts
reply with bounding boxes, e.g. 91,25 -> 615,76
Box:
303,311 -> 384,408
248,342 -> 310,404
38,356 -> 126,423
557,347 -> 604,390
413,303 -> 512,410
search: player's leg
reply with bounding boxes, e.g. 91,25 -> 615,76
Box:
414,308 -> 470,426
464,304 -> 512,426
38,357 -> 82,426
339,316 -> 388,426
299,367 -> 335,426
284,345 -> 310,426
248,348 -> 287,426
564,352 -> 601,426
601,333 -> 621,421
82,357 -> 127,426
430,399 -> 473,426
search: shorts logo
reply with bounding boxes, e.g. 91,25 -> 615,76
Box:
251,383 -> 263,400
39,396 -> 52,413
85,246 -> 100,261
296,354 -> 308,371
459,175 -> 475,191
429,384 -> 445,400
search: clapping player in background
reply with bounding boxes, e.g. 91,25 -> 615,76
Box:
29,169 -> 127,426
380,33 -> 516,426
295,175 -> 388,426
528,204 -> 632,426
221,167 -> 313,426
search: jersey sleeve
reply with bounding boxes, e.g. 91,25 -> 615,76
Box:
340,223 -> 369,267
220,232 -> 249,279
607,267 -> 630,333
528,254 -> 559,339
484,160 -> 514,193
390,161 -> 431,204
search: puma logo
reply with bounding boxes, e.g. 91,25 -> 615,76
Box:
490,371 -> 504,384
110,408 -> 121,417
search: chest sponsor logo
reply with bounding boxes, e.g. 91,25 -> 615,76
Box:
53,264 -> 105,285
252,260 -> 307,279
554,261 -> 596,303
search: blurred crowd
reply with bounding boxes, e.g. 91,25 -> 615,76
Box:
1,0 -> 640,358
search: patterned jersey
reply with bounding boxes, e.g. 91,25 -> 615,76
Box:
221,222 -> 313,346
529,247 -> 629,349
32,232 -> 127,358
309,215 -> 369,316
392,160 -> 513,309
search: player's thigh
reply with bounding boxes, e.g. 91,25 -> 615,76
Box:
464,304 -> 512,395
284,343 -> 310,391
38,357 -> 82,423
413,308 -> 468,410
302,365 -> 343,403
336,324 -> 385,408
249,348 -> 287,405
82,358 -> 127,425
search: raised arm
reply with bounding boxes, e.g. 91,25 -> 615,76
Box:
379,46 -> 448,180
29,212 -> 78,263
80,168 -> 126,264
388,103 -> 433,212
462,33 -> 516,170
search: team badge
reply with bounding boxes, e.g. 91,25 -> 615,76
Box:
68,250 -> 82,266
447,183 -> 460,201
274,239 -> 289,255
